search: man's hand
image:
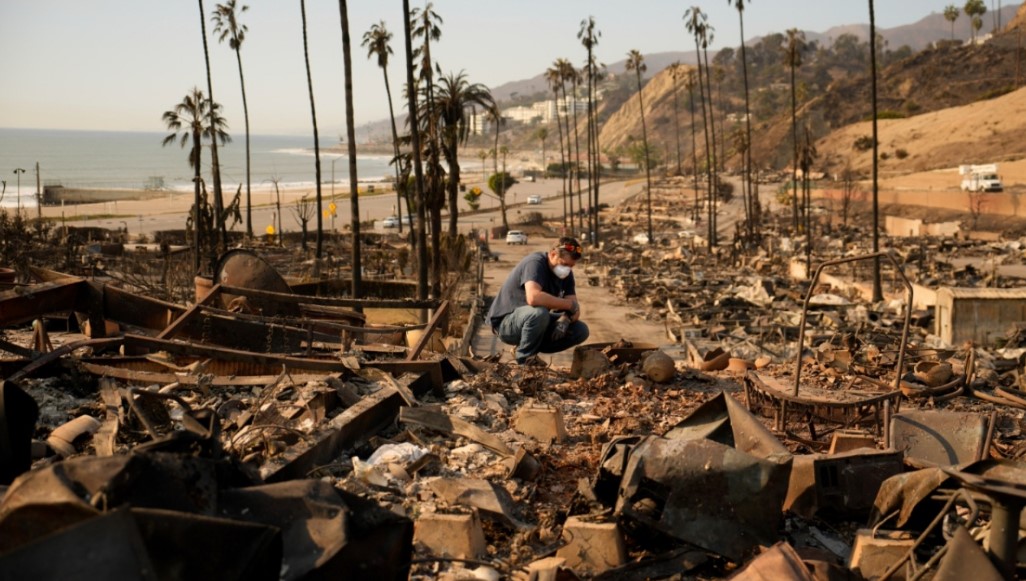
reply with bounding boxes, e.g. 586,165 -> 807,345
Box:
550,313 -> 572,341
566,299 -> 580,321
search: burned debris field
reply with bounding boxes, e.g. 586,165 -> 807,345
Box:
2,178 -> 1026,581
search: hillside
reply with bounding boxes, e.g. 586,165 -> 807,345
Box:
816,82 -> 1026,177
589,4 -> 1026,179
487,4 -> 1021,103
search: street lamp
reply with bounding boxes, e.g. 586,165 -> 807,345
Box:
13,168 -> 25,215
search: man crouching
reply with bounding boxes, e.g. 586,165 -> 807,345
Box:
487,237 -> 590,366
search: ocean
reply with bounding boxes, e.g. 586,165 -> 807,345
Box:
0,128 -> 395,208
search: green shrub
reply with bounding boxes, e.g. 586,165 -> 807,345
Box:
877,110 -> 906,120
853,135 -> 875,152
982,85 -> 1014,100
895,148 -> 909,159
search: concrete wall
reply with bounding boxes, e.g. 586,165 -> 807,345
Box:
935,291 -> 1026,346
818,188 -> 1026,219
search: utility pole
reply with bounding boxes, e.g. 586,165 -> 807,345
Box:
35,162 -> 42,222
12,168 -> 25,216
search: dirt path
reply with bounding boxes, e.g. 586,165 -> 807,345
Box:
470,183 -> 670,369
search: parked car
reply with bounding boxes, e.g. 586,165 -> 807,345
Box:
382,216 -> 399,228
506,230 -> 528,245
527,194 -> 542,205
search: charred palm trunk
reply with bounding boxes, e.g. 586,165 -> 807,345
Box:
300,0 -> 324,260
339,0 -> 361,300
198,0 -> 226,260
403,0 -> 428,300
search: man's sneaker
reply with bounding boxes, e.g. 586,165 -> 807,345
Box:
517,355 -> 548,368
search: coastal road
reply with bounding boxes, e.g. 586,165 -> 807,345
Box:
49,176 -> 643,240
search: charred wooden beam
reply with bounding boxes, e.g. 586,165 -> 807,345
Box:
0,279 -> 88,327
264,386 -> 405,483
124,334 -> 355,374
157,284 -> 222,340
407,301 -> 449,361
219,284 -> 439,310
7,337 -> 124,381
101,284 -> 183,333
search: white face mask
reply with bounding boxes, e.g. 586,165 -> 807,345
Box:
553,265 -> 572,279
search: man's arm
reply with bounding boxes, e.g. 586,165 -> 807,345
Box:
525,281 -> 577,313
565,294 -> 581,321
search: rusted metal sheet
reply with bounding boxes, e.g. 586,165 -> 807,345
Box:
785,449 -> 904,518
614,436 -> 790,562
0,381 -> 39,485
0,453 -> 224,554
598,393 -> 792,562
0,456 -> 409,580
729,541 -> 816,581
219,480 -> 413,579
0,508 -> 160,581
890,410 -> 989,467
934,525 -> 1005,581
0,279 -> 87,327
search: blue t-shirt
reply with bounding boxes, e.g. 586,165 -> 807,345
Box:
487,252 -> 576,327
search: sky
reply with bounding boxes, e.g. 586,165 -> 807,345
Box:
0,1 -> 995,137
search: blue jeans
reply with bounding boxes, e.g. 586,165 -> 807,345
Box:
496,306 -> 590,363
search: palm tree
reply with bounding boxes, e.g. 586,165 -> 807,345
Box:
162,88 -> 229,273
730,0 -> 756,238
964,0 -> 987,43
685,7 -> 716,247
432,71 -> 495,237
686,70 -> 701,224
562,60 -> 585,235
944,4 -> 960,40
403,0 -> 428,300
477,149 -> 488,179
411,2 -> 444,296
362,21 -> 407,234
578,16 -> 601,245
197,0 -> 227,254
337,0 -> 361,300
799,125 -> 817,275
534,127 -> 548,179
487,108 -> 509,231
212,0 -> 253,239
298,0 -> 324,259
545,62 -> 570,230
626,49 -> 654,244
785,28 -> 805,233
669,62 -> 684,176
700,22 -> 719,247
869,0 -> 882,301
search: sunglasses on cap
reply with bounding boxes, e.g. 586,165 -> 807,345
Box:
559,242 -> 583,259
